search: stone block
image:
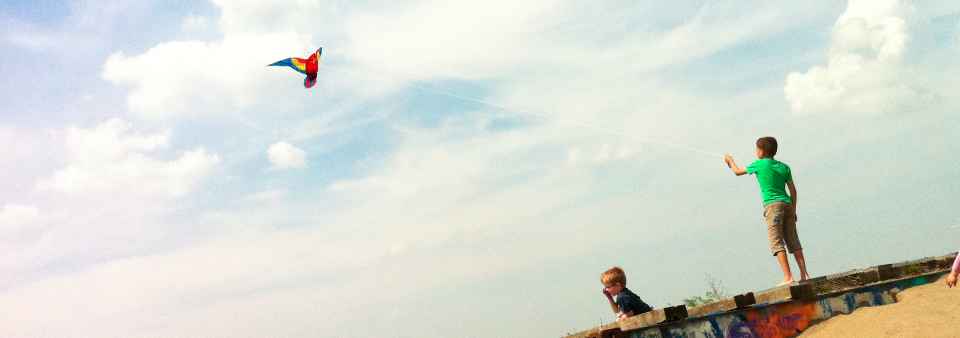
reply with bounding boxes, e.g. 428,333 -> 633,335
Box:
877,264 -> 897,281
938,257 -> 952,270
734,292 -> 756,308
938,253 -> 958,270
587,327 -> 623,338
664,305 -> 688,322
859,269 -> 880,285
618,305 -> 687,331
924,259 -> 939,271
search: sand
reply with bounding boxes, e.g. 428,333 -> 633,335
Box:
797,275 -> 960,338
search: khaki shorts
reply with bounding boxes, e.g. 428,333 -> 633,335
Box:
764,201 -> 801,255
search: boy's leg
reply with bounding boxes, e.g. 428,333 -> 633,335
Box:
793,249 -> 810,280
776,250 -> 795,286
766,202 -> 794,286
782,204 -> 810,280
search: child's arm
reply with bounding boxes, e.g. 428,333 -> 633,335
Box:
954,253 -> 960,273
724,156 -> 748,176
947,254 -> 959,287
603,289 -> 620,314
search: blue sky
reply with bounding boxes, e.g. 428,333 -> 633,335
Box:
1,0 -> 959,336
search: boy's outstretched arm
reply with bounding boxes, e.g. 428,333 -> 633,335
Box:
724,156 -> 748,176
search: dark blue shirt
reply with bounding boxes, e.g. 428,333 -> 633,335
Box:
616,288 -> 653,316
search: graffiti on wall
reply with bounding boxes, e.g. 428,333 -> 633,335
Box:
625,274 -> 940,338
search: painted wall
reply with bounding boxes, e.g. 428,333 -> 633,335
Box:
623,273 -> 943,338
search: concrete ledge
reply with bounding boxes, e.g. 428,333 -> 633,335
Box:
568,323 -> 619,338
754,284 -> 814,305
611,271 -> 948,338
618,306 -> 687,330
687,292 -> 755,317
859,269 -> 880,284
877,264 -> 897,281
587,327 -> 623,338
562,252 -> 958,338
800,269 -> 885,294
892,257 -> 942,278
939,253 -> 958,269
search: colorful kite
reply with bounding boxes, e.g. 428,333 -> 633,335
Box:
268,48 -> 322,88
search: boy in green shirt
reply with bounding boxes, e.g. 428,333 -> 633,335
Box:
725,137 -> 811,287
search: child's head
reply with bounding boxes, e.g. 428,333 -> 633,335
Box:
756,137 -> 778,159
601,266 -> 627,295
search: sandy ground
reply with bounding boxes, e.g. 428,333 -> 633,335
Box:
798,275 -> 960,338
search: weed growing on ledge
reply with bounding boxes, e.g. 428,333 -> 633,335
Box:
682,274 -> 731,308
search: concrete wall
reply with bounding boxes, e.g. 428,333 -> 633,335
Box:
624,273 -> 939,338
566,253 -> 957,338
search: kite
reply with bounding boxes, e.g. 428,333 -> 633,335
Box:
268,48 -> 322,88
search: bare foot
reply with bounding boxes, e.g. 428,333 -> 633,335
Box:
776,278 -> 795,287
800,274 -> 811,281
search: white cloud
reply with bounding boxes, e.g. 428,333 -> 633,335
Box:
343,0 -> 562,80
181,13 -> 209,32
344,1 -> 799,83
784,0 -> 920,114
0,126 -> 33,166
566,143 -> 635,167
566,147 -> 583,167
0,120 -> 606,336
613,143 -> 635,159
10,1 -> 960,337
213,0 -> 320,35
98,0 -> 335,121
267,142 -> 307,168
38,119 -> 221,199
102,33 -> 312,119
2,25 -> 60,51
0,205 -> 40,232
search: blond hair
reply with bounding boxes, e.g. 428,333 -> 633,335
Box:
601,266 -> 627,287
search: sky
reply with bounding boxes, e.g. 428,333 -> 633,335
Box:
1,0 -> 959,337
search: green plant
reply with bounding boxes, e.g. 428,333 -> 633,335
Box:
811,284 -> 833,294
682,274 -> 730,307
901,264 -> 924,275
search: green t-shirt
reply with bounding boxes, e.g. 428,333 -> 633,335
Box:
746,158 -> 793,205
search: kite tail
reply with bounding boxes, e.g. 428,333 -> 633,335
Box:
268,58 -> 308,75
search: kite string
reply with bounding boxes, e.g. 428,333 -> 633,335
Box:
318,63 -> 724,157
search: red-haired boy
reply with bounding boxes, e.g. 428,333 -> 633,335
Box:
601,266 -> 652,321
